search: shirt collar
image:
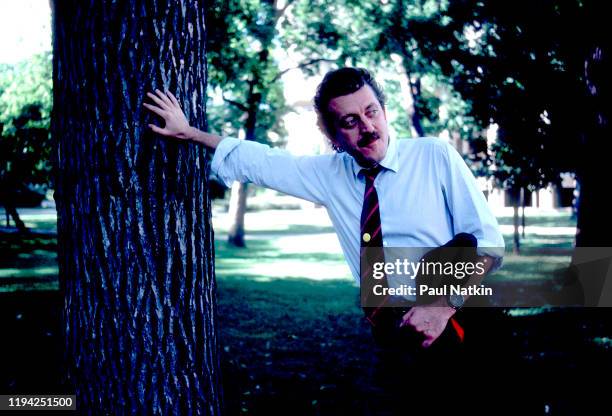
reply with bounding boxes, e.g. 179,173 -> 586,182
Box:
349,136 -> 399,177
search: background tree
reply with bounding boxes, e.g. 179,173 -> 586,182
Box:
205,0 -> 291,247
287,0 -> 609,253
352,0 -> 455,138
283,0 -> 476,143
286,0 -> 602,253
575,2 -> 611,246
205,0 -> 339,247
417,0 -> 589,251
52,1 -> 221,413
0,52 -> 52,232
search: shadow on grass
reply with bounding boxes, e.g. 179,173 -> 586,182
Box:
3,210 -> 612,412
2,277 -> 612,413
0,232 -> 57,257
0,291 -> 65,393
0,233 -> 59,292
216,276 -> 378,414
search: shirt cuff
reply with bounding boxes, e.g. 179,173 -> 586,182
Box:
210,137 -> 241,187
477,246 -> 505,273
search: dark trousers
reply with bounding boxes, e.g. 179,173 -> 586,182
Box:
367,308 -> 518,415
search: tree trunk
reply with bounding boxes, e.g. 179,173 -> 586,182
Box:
2,202 -> 28,233
227,89 -> 260,247
521,187 -> 526,238
52,1 -> 221,414
406,73 -> 426,137
569,27 -> 611,317
0,183 -> 29,232
575,41 -> 611,247
508,187 -> 520,254
513,203 -> 520,254
227,182 -> 247,247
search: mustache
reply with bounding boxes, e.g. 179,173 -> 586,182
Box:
357,132 -> 380,147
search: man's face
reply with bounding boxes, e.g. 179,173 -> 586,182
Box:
326,84 -> 389,167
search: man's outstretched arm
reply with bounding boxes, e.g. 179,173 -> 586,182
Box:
143,89 -> 331,205
143,89 -> 223,148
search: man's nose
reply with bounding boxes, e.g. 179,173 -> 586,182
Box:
359,116 -> 376,133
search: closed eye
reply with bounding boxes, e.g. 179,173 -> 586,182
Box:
366,109 -> 379,118
340,117 -> 358,129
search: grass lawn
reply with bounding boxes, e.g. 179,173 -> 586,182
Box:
2,207 -> 612,413
2,207 -> 578,300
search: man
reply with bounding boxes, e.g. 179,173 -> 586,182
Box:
145,67 -> 506,410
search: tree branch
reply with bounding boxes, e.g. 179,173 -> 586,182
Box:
274,0 -> 297,24
222,94 -> 248,112
271,58 -> 336,83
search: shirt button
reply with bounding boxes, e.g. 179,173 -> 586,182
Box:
362,233 -> 371,243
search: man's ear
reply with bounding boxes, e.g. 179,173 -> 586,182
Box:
317,115 -> 345,152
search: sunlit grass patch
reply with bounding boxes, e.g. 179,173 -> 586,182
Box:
496,209 -> 577,228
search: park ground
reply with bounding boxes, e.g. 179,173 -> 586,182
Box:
1,203 -> 612,414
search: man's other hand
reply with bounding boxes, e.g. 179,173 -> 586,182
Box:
399,302 -> 455,348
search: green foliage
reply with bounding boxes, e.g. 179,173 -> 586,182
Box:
380,79 -> 412,139
283,0 -> 480,150
205,0 -> 478,153
354,0 -> 481,141
281,0 -> 598,193
205,0 -> 290,146
0,52 -> 53,195
0,52 -> 52,130
427,0 -> 593,190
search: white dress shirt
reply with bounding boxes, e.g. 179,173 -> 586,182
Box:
211,136 -> 505,290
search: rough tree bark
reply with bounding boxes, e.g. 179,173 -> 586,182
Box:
52,1 -> 221,414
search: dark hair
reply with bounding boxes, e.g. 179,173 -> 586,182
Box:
314,67 -> 385,152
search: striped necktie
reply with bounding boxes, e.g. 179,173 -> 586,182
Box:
359,165 -> 389,324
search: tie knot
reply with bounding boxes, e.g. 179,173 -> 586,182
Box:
360,165 -> 383,181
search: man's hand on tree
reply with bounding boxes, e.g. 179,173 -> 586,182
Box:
144,89 -> 223,149
144,89 -> 192,139
399,300 -> 456,348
